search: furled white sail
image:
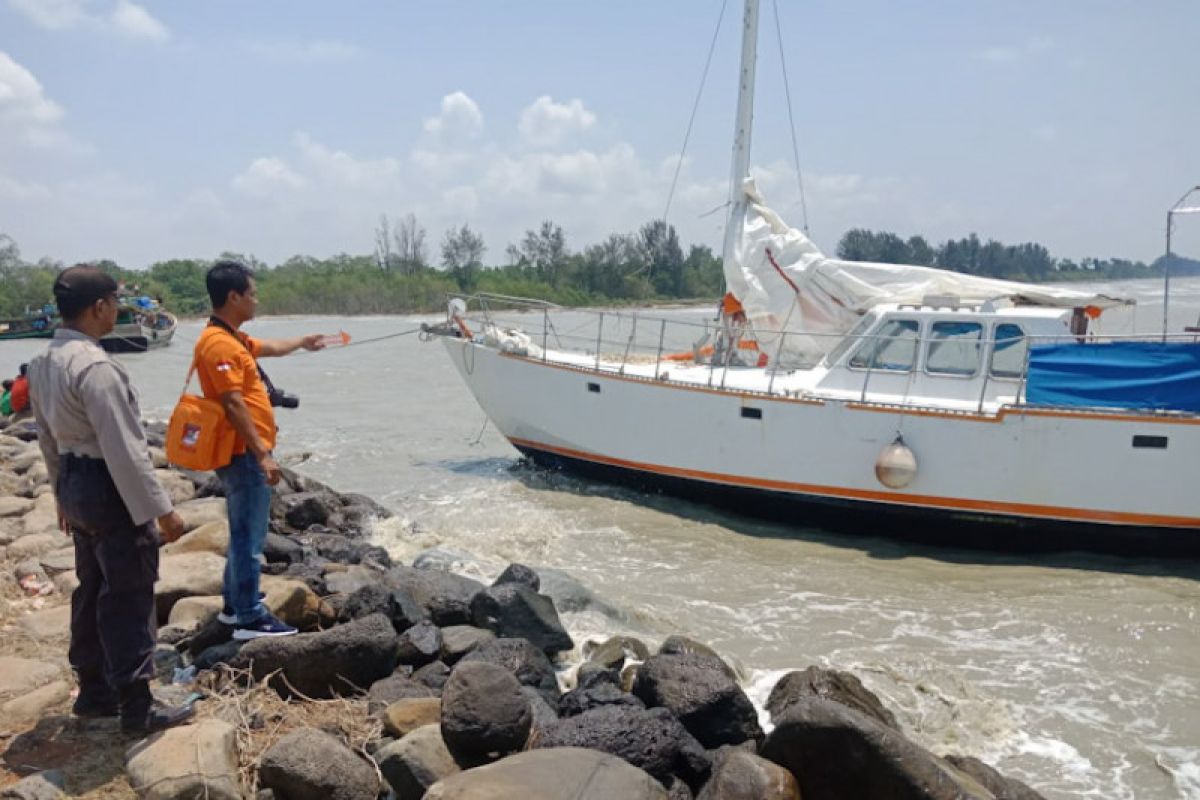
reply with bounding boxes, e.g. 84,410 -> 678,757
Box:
724,180 -> 1134,364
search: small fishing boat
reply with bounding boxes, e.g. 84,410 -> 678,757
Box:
0,306 -> 56,341
100,297 -> 177,353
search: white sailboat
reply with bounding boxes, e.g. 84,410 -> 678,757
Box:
426,0 -> 1200,555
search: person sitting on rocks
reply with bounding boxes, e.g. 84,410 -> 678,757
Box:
0,378 -> 13,416
8,363 -> 31,419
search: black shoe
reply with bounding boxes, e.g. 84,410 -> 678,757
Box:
118,680 -> 195,735
73,696 -> 120,718
74,672 -> 119,718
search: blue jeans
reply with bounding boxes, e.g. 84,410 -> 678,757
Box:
216,452 -> 272,625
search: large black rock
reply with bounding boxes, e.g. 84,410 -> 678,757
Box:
459,638 -> 561,705
385,565 -> 485,626
470,583 -> 574,656
282,492 -> 332,530
492,562 -> 540,592
632,653 -> 762,749
558,680 -> 645,718
338,583 -> 427,633
534,705 -> 711,792
760,697 -> 996,800
229,613 -> 398,699
440,661 -> 532,767
766,666 -> 898,729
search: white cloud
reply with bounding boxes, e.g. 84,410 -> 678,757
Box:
518,96 -> 596,147
0,51 -> 70,149
110,0 -> 169,43
0,173 -> 52,199
232,157 -> 306,196
293,132 -> 402,190
6,0 -> 89,30
244,39 -> 362,63
976,37 -> 1055,64
7,0 -> 169,42
423,91 -> 484,140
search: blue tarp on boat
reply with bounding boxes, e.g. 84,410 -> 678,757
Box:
1026,341 -> 1200,412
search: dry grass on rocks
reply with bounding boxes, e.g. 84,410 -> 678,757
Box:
196,665 -> 383,796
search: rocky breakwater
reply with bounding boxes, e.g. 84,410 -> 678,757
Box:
0,414 -> 1048,800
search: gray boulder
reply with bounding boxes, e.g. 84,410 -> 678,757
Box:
397,620 -> 443,667
458,638 -> 560,705
943,755 -> 1046,800
262,532 -> 304,564
367,674 -> 439,714
385,565 -> 484,626
696,749 -> 800,800
760,697 -> 996,800
259,729 -> 378,800
0,770 -> 65,800
584,635 -> 651,670
633,653 -> 762,749
469,583 -> 574,656
439,661 -> 531,767
534,705 -> 711,791
229,613 -> 397,698
439,625 -> 495,665
339,583 -> 427,632
766,666 -> 898,729
412,660 -> 452,692
125,720 -> 240,800
537,567 -> 628,621
425,747 -> 667,800
377,724 -> 460,800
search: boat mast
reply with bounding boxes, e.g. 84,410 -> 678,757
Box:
721,0 -> 760,272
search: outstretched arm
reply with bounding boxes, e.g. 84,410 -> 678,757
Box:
256,334 -> 325,358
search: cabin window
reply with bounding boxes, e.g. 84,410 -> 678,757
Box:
990,324 -> 1028,378
848,320 -> 920,372
926,321 -> 983,376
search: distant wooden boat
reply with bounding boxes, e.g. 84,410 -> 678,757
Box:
100,299 -> 177,353
0,308 -> 56,341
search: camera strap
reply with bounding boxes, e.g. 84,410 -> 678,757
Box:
206,316 -> 282,397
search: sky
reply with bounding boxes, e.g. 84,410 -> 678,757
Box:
1,0 -> 1198,270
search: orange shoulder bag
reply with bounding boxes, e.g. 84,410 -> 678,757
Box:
165,360 -> 236,471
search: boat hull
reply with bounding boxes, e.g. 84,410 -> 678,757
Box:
443,337 -> 1200,556
100,321 -> 175,353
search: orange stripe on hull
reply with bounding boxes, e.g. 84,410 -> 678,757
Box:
507,436 -> 1200,529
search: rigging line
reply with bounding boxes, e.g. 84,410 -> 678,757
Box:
772,0 -> 810,235
663,0 -> 730,226
336,327 -> 424,348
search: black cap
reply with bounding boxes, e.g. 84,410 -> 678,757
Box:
54,265 -> 119,319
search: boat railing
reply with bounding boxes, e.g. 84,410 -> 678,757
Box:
448,294 -> 1200,414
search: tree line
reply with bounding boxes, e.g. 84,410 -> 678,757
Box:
1,219 -> 1194,319
835,228 -> 1195,283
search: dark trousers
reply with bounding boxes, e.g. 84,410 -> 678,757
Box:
58,454 -> 159,691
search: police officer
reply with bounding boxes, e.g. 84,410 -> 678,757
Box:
28,265 -> 193,734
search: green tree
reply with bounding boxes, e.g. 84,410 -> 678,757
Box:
441,224 -> 486,292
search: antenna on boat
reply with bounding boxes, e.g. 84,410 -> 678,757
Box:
1162,185 -> 1200,339
721,0 -> 760,274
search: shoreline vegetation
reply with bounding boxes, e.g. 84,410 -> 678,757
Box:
3,223 -> 1197,321
0,413 -> 1049,799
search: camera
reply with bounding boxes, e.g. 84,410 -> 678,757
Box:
268,386 -> 300,409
